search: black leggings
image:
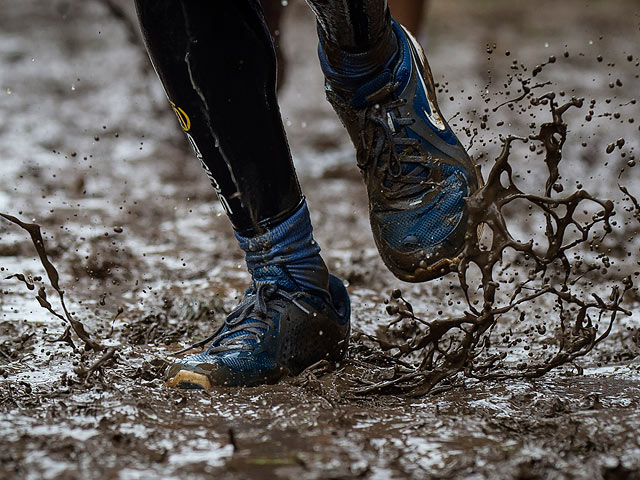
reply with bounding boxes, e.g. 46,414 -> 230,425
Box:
134,0 -> 390,236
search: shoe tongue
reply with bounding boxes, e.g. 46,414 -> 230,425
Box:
347,31 -> 411,109
218,265 -> 296,349
251,263 -> 332,304
251,265 -> 298,292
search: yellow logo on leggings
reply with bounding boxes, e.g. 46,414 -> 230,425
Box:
170,101 -> 191,132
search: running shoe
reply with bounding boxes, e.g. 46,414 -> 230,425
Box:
165,268 -> 350,389
320,21 -> 480,282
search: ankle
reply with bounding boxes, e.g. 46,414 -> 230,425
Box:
235,201 -> 329,296
318,23 -> 400,95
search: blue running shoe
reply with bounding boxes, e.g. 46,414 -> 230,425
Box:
165,268 -> 350,389
320,21 -> 481,282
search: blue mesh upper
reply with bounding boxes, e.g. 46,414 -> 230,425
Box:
181,265 -> 290,373
177,268 -> 350,379
316,19 -> 477,281
374,164 -> 468,253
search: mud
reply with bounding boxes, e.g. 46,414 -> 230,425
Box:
1,0 -> 640,478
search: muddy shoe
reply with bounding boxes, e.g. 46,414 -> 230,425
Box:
320,21 -> 480,282
165,269 -> 350,389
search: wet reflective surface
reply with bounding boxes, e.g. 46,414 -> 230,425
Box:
1,1 -> 639,478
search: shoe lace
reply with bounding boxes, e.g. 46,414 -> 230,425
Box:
174,282 -> 310,355
359,95 -> 438,200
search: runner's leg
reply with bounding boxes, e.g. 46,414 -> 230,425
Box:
304,0 -> 399,91
135,0 -> 350,390
134,0 -> 330,294
134,0 -> 301,237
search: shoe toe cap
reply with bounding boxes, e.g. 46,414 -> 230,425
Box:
165,350 -> 285,388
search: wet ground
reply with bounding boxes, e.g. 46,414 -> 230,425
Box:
1,0 -> 640,478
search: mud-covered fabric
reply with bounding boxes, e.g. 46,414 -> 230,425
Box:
322,21 -> 480,282
307,0 -> 399,93
373,164 -> 468,252
235,201 -> 330,298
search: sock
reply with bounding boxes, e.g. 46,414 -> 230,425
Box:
235,201 -> 330,299
318,23 -> 400,95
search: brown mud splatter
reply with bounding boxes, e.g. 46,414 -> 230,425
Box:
3,88 -> 633,400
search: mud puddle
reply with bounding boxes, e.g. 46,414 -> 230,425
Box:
1,0 -> 640,478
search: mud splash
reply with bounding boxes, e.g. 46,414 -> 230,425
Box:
355,91 -> 634,395
5,91 -> 632,398
0,213 -> 102,353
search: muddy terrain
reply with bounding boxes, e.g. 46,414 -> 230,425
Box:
1,1 -> 639,478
